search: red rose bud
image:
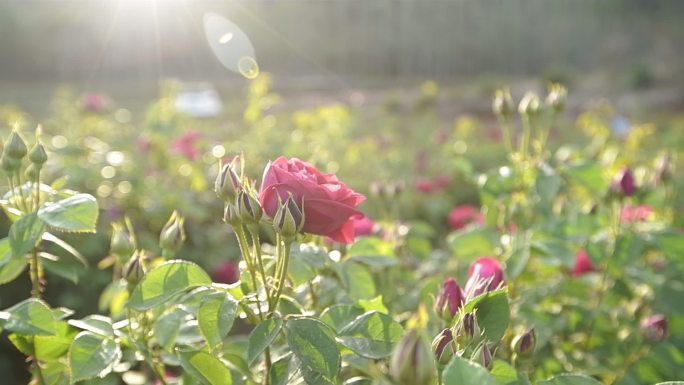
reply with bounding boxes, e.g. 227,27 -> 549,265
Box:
455,312 -> 480,346
215,157 -> 242,201
259,157 -> 365,244
159,211 -> 186,252
448,205 -> 484,231
464,257 -> 505,298
223,204 -> 240,226
432,328 -> 455,365
273,196 -> 304,239
571,249 -> 596,277
434,278 -> 464,323
473,343 -> 493,371
641,314 -> 667,343
236,190 -> 263,223
512,328 -> 536,358
612,168 -> 636,197
390,330 -> 437,385
212,261 -> 240,284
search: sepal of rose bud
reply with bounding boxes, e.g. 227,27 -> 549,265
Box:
390,329 -> 437,385
24,163 -> 38,180
215,160 -> 242,201
123,251 -> 146,287
110,223 -> 135,261
432,328 -> 455,365
5,131 -> 28,160
472,342 -> 493,371
223,204 -> 241,226
455,312 -> 480,346
545,83 -> 567,113
1,153 -> 21,174
512,328 -> 536,358
640,314 -> 667,343
493,88 -> 514,119
434,277 -> 464,323
273,196 -> 304,239
236,190 -> 263,224
518,92 -> 541,117
159,211 -> 186,252
28,142 -> 48,166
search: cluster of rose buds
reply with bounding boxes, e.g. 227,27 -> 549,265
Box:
1,129 -> 48,183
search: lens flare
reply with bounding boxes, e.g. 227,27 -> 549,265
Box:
204,12 -> 258,80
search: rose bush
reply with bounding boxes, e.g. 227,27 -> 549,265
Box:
259,156 -> 365,243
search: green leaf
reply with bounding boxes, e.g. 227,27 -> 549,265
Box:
286,317 -> 340,385
9,213 -> 45,258
348,237 -> 397,267
38,193 -> 99,233
358,295 -> 388,314
0,237 -> 10,266
8,333 -> 34,355
0,256 -> 27,285
339,261 -> 376,301
154,309 -> 184,351
566,163 -> 607,196
337,311 -> 403,359
128,260 -> 212,310
447,228 -> 498,259
42,232 -> 88,266
442,356 -> 498,385
248,316 -> 284,365
68,315 -> 114,338
179,349 -> 232,385
69,331 -> 121,382
198,292 -> 238,350
490,359 -> 519,385
538,374 -> 603,385
40,252 -> 82,284
1,298 -> 57,335
269,355 -> 294,385
656,383 -> 684,385
462,289 -> 509,342
320,304 -> 365,333
35,322 -> 77,361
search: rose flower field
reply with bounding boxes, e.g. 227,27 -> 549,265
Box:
1,2 -> 684,385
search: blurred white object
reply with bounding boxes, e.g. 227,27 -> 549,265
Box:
174,82 -> 223,119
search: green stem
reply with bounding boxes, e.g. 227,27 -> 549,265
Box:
499,116 -> 514,156
271,237 -> 292,314
126,309 -> 168,385
29,248 -> 42,298
234,225 -> 264,320
14,172 -> 31,213
249,225 -> 272,308
520,115 -> 532,164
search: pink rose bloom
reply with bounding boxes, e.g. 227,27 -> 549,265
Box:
259,157 -> 365,244
621,205 -> 653,224
354,216 -> 376,237
417,179 -> 436,194
171,131 -> 202,161
81,92 -> 108,112
212,261 -> 240,284
571,249 -> 596,277
448,205 -> 484,231
464,257 -> 505,298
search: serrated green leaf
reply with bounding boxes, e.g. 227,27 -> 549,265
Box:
337,311 -> 403,359
38,193 -> 99,233
68,315 -> 114,337
320,304 -> 365,333
538,374 -> 603,385
8,333 -> 34,355
42,232 -> 88,266
286,317 -> 340,385
248,316 -> 283,365
198,292 -> 238,350
339,261 -> 376,301
462,289 -> 509,342
9,213 -> 45,258
41,252 -> 82,284
1,298 -> 57,335
358,295 -> 388,314
442,356 -> 498,385
179,349 -> 232,385
128,260 -> 212,310
69,331 -> 121,382
154,309 -> 184,351
35,322 -> 77,361
490,359 -> 519,385
269,355 -> 294,385
0,256 -> 27,285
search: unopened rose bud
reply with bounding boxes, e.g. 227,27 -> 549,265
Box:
24,163 -> 38,180
110,223 -> 135,261
236,190 -> 263,223
612,168 -> 636,197
512,328 -> 536,358
473,343 -> 493,371
545,83 -> 567,113
28,142 -> 48,166
518,92 -> 541,117
641,314 -> 667,343
464,257 -> 505,298
654,154 -> 672,184
455,312 -> 480,346
123,252 -> 146,286
434,277 -> 464,323
159,211 -> 186,252
493,89 -> 514,118
215,158 -> 242,201
5,131 -> 28,160
1,154 -> 20,174
223,204 -> 240,226
390,330 -> 437,385
432,328 -> 455,365
273,196 -> 304,239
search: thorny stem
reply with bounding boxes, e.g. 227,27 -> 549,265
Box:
271,236 -> 292,315
29,248 -> 42,298
249,225 -> 272,307
234,225 -> 264,320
